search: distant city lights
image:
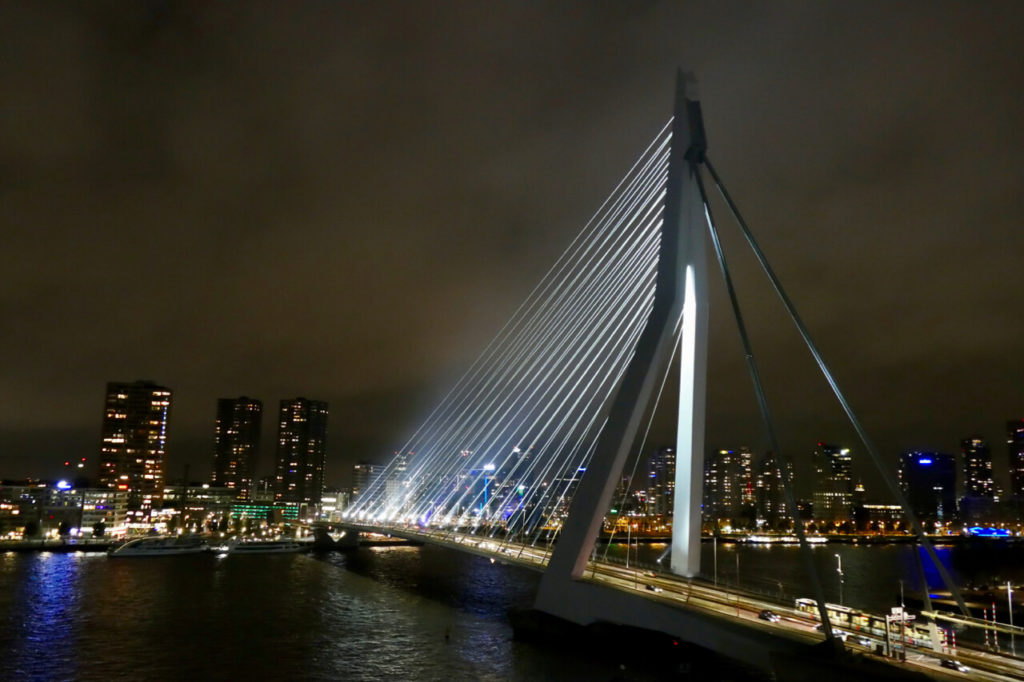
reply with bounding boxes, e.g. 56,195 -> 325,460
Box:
966,526 -> 1011,537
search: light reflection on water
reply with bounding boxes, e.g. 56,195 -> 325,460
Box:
3,551 -> 86,682
6,542 -> 1014,680
0,548 -> 667,682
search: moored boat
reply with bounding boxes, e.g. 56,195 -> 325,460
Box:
108,536 -> 207,557
224,539 -> 306,555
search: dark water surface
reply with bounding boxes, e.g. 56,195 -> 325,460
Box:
0,546 -> 667,682
605,538 -> 1024,615
3,540 -> 1023,681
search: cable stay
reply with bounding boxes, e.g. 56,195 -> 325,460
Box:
701,157 -> 971,619
695,165 -> 836,640
339,76 -> 967,651
601,311 -> 686,570
343,122 -> 673,543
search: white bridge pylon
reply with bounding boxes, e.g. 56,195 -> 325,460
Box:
337,71 -> 978,667
342,73 -> 711,579
537,70 -> 708,607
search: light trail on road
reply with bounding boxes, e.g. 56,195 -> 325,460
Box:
342,521 -> 1024,681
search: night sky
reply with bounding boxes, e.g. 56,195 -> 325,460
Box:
3,3 -> 1023,498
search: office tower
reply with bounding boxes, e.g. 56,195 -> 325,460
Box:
211,397 -> 262,500
647,446 -> 676,518
961,436 -> 994,498
96,380 -> 172,521
274,398 -> 328,506
898,451 -> 956,523
352,462 -> 382,497
755,451 -> 792,526
386,451 -> 410,503
812,443 -> 853,522
1009,421 -> 1024,497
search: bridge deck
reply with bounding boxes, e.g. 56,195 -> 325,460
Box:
338,522 -> 1024,680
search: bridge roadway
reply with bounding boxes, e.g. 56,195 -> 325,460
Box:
338,522 -> 1024,680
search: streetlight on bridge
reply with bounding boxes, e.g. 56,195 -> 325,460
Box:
835,553 -> 844,606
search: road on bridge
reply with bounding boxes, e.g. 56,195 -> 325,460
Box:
342,523 -> 1024,681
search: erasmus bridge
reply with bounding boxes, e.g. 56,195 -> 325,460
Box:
337,73 -> 1024,680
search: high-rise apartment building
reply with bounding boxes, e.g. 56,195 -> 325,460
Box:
211,397 -> 262,500
97,380 -> 172,520
274,398 -> 328,506
961,436 -> 994,498
646,446 -> 676,518
755,451 -> 793,526
812,443 -> 853,522
899,451 -> 956,523
703,447 -> 753,524
1008,420 -> 1024,497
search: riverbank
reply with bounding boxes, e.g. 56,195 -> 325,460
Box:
0,539 -> 114,552
0,536 -> 422,553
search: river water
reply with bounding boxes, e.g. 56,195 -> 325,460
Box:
2,540 -> 1022,681
0,546 -> 674,682
604,538 -> 1024,615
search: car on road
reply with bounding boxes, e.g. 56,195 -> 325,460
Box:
939,659 -> 969,673
758,609 -> 781,623
644,584 -> 663,592
814,624 -> 848,641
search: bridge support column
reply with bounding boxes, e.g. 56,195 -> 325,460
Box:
672,253 -> 708,576
537,70 -> 709,615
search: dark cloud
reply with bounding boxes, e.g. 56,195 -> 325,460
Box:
2,2 -> 1023,497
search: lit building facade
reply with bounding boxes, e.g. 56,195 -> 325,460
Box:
0,483 -> 127,538
160,484 -> 237,530
646,446 -> 676,518
96,380 -> 172,521
755,451 -> 792,527
274,398 -> 328,507
812,443 -> 853,523
1008,420 -> 1024,498
861,503 -> 904,527
81,488 -> 129,535
211,397 -> 262,500
385,451 -> 410,506
352,462 -> 382,497
320,489 -> 351,521
898,451 -> 956,524
703,447 -> 754,525
961,436 -> 994,498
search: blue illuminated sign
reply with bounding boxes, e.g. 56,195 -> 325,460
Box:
918,458 -> 932,465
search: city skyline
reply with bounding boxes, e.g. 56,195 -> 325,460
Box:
2,4 -> 1023,495
5,376 -> 1024,504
